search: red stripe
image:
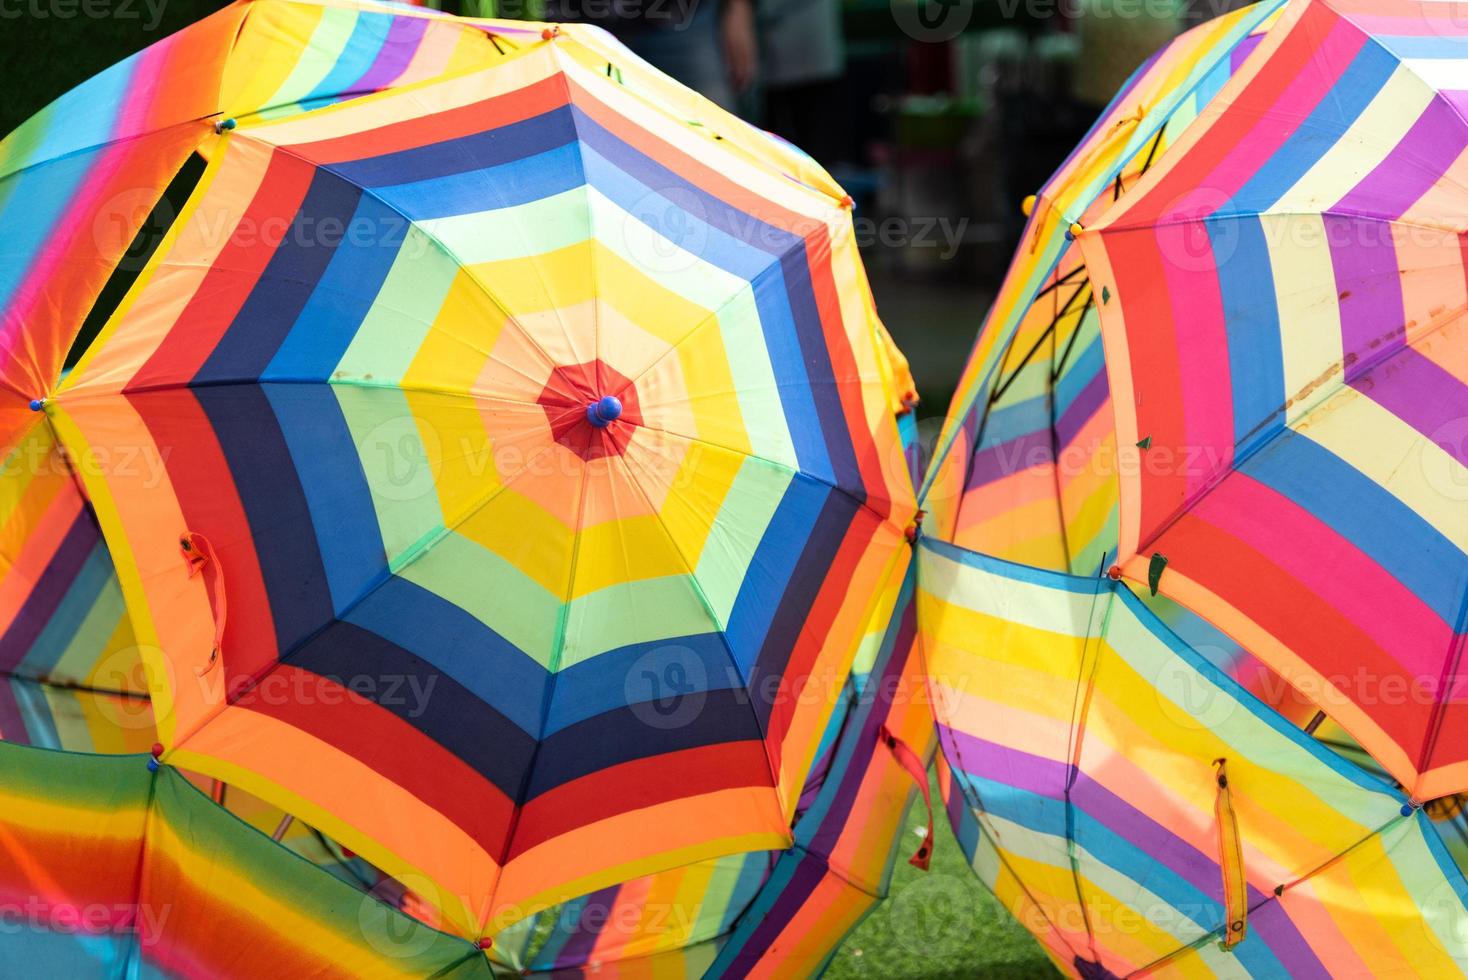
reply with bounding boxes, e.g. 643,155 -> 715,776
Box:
507,740 -> 773,859
133,388 -> 279,689
1120,2 -> 1355,229
131,149 -> 316,390
1106,228 -> 1191,538
282,73 -> 572,164
1157,510 -> 1428,762
241,663 -> 515,848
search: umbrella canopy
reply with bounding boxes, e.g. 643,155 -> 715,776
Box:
1076,0 -> 1468,800
0,0 -> 864,753
922,0 -> 1284,567
0,739 -> 503,978
33,16 -> 914,941
509,564 -> 931,979
0,0 -> 534,711
921,536 -> 1468,977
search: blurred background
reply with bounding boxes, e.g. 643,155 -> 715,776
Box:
0,0 -> 1246,974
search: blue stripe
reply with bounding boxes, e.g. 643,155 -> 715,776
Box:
1215,215 -> 1286,451
302,13 -> 392,104
266,383 -> 387,611
1237,433 -> 1465,625
265,192 -> 409,381
1226,41 -> 1398,215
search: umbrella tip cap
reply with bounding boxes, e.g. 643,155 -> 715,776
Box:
214,118 -> 237,134
1021,194 -> 1036,217
586,395 -> 623,427
27,398 -> 43,412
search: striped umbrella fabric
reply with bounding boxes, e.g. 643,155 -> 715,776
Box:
31,16 -> 914,942
0,740 -> 504,979
0,0 -> 536,722
921,0 -> 1285,560
921,536 -> 1468,978
494,426 -> 927,979
1076,0 -> 1468,800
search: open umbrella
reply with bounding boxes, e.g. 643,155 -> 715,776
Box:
1076,0 -> 1468,800
0,0 -> 537,723
0,738 -> 503,978
33,13 -> 914,942
921,537 -> 1468,977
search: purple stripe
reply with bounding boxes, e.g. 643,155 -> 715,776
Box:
0,680 -> 28,744
941,726 -> 1068,799
1356,345 -> 1468,467
352,17 -> 430,94
1231,34 -> 1264,72
1055,369 -> 1108,450
965,430 -> 1052,490
0,513 -> 97,675
720,856 -> 831,973
551,884 -> 622,968
1335,99 -> 1467,219
1325,213 -> 1407,379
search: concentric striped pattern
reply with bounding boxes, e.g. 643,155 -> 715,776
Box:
921,537 -> 1468,978
1078,0 -> 1468,800
43,25 -> 913,936
0,741 -> 496,978
0,0 -> 538,725
501,429 -> 926,978
921,0 -> 1285,553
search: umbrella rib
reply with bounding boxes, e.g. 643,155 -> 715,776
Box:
493,446 -> 593,876
245,135 -> 570,388
613,442 -> 785,798
627,419 -> 901,534
1125,810 -> 1412,978
1127,303 -> 1468,562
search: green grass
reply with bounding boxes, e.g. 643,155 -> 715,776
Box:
826,776 -> 1055,979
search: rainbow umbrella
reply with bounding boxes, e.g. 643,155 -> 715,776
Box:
1073,0 -> 1468,801
21,8 -> 914,943
921,538 -> 1468,976
0,0 -> 536,716
0,738 -> 517,978
509,564 -> 932,978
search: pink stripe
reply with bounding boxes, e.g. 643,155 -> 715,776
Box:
1190,473 -> 1454,681
1166,18 -> 1367,219
1159,255 -> 1234,500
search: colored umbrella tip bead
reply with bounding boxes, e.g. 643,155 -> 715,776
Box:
586,395 -> 623,428
1065,222 -> 1084,240
838,194 -> 854,209
476,937 -> 494,950
1021,194 -> 1036,217
27,398 -> 43,412
214,117 -> 237,134
150,743 -> 164,758
541,26 -> 559,40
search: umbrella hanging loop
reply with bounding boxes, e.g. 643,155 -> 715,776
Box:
181,532 -> 227,676
880,724 -> 933,871
1213,758 -> 1248,951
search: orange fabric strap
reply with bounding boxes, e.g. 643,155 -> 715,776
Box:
180,532 -> 227,675
1214,758 -> 1247,949
881,724 -> 933,871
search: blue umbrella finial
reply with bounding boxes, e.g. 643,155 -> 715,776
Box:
586,395 -> 623,428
